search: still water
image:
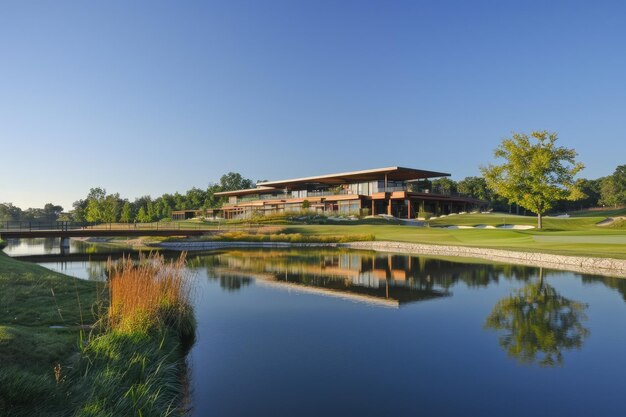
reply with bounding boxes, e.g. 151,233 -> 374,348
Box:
5,239 -> 626,417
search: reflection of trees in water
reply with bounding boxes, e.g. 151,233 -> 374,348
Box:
86,261 -> 108,281
580,274 -> 626,302
485,269 -> 589,366
188,252 -> 253,292
43,238 -> 56,253
216,274 -> 253,292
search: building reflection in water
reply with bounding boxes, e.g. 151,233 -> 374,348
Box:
189,249 -> 537,308
189,249 -> 592,366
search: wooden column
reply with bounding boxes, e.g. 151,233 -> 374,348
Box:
371,199 -> 375,215
387,198 -> 392,216
407,200 -> 411,219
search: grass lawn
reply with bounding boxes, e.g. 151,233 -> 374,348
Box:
0,251 -> 193,416
568,207 -> 626,218
0,252 -> 102,416
281,213 -> 626,259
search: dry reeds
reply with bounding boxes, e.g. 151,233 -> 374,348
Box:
107,252 -> 193,336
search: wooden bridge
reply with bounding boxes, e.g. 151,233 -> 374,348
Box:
0,221 -> 217,252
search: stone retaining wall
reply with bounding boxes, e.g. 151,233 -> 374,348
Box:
345,241 -> 626,278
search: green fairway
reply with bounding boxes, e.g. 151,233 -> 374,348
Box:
281,212 -> 626,259
569,207 -> 626,218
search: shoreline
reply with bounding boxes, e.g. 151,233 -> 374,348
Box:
156,240 -> 626,278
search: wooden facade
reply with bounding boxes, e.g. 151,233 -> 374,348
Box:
171,209 -> 221,221
215,167 -> 486,220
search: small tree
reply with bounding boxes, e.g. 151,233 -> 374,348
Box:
120,201 -> 133,223
301,200 -> 311,210
136,206 -> 151,223
481,131 -> 584,229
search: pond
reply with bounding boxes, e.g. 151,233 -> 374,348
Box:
5,239 -> 626,416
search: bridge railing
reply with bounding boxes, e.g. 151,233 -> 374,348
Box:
1,221 -> 96,231
0,221 -> 227,232
0,221 -> 277,234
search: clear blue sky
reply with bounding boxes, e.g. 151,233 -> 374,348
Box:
1,1 -> 625,209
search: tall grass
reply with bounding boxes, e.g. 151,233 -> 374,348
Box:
73,252 -> 195,417
107,252 -> 193,341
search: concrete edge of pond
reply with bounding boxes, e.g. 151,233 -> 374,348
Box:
155,240 -> 626,279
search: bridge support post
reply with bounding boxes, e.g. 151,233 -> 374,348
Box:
60,237 -> 70,255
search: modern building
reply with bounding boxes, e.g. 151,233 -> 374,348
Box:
213,166 -> 486,220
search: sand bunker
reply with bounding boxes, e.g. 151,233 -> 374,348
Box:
445,224 -> 534,230
597,216 -> 626,227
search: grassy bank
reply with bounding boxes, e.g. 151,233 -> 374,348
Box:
0,252 -> 194,416
74,253 -> 195,416
0,252 -> 101,416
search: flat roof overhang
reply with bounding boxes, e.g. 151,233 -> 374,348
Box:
252,166 -> 450,189
215,186 -> 277,197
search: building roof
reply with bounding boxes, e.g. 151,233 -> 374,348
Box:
252,166 -> 450,189
214,186 -> 277,197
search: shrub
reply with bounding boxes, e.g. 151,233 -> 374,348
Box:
209,232 -> 374,244
417,211 -> 434,220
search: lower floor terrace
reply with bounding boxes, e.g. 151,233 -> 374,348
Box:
217,191 -> 486,220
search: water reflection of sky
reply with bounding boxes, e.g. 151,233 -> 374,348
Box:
3,238 -> 63,256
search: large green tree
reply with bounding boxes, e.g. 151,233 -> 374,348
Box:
84,188 -> 120,223
219,172 -> 254,191
481,131 -> 584,228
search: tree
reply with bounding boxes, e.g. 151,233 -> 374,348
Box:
136,206 -> 151,223
481,131 -> 584,229
485,268 -> 589,366
101,193 -> 121,223
72,199 -> 88,222
84,188 -> 120,223
599,165 -> 626,208
219,172 -> 254,191
120,201 -> 133,223
185,187 -> 207,209
205,183 -> 223,209
457,176 -> 491,201
0,203 -> 23,222
431,178 -> 457,195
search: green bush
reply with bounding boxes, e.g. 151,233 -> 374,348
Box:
417,211 -> 434,220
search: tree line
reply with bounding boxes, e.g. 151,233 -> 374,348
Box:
428,163 -> 625,214
71,172 -> 254,223
0,172 -> 253,224
2,162 -> 625,224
